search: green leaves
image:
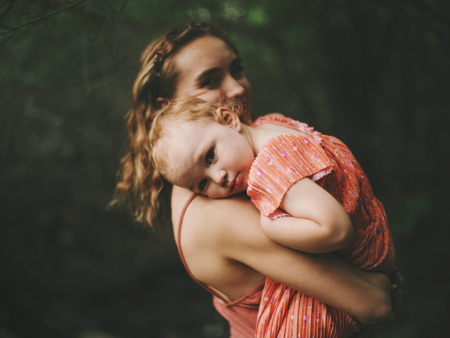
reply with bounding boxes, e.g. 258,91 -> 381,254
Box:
1,1 -> 449,337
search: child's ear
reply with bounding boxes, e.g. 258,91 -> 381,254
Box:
216,107 -> 242,132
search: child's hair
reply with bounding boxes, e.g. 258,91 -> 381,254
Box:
112,22 -> 240,229
150,96 -> 244,178
145,96 -> 243,228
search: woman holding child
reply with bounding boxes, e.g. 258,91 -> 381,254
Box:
114,22 -> 399,337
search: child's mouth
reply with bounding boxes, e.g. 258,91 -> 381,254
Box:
230,172 -> 242,194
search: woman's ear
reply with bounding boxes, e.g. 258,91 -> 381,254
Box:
216,107 -> 242,132
156,97 -> 169,109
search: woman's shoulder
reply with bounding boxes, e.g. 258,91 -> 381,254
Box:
171,186 -> 260,247
171,186 -> 257,223
171,186 -> 266,301
171,186 -> 274,263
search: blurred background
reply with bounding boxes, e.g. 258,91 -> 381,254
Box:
1,0 -> 449,337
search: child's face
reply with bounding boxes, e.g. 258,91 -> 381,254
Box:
164,113 -> 254,198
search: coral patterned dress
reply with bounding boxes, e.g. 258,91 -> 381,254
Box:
247,116 -> 395,338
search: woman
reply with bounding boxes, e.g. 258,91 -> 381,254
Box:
115,22 -> 396,337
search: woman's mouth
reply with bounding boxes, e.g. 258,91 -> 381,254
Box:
235,97 -> 249,115
241,99 -> 249,114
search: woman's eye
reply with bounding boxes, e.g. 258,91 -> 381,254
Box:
231,65 -> 244,78
205,148 -> 215,164
202,77 -> 219,88
199,179 -> 207,191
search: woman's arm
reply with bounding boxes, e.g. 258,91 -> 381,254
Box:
181,192 -> 392,325
260,178 -> 354,253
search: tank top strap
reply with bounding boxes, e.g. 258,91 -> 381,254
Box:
176,193 -> 230,303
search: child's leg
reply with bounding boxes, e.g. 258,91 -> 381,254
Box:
256,277 -> 359,338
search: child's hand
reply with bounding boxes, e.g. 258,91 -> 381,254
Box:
265,112 -> 286,119
390,267 -> 404,311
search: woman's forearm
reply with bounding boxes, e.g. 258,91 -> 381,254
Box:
291,254 -> 392,325
226,205 -> 392,324
180,193 -> 392,325
251,249 -> 392,324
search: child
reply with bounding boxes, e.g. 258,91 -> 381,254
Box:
148,96 -> 395,338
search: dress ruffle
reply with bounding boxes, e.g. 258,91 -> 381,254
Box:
252,116 -> 324,145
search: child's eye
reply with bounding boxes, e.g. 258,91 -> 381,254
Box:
199,179 -> 208,192
205,148 -> 215,164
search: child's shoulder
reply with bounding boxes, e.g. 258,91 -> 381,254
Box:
248,129 -> 334,218
251,115 -> 304,129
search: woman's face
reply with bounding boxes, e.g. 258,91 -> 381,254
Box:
170,35 -> 252,117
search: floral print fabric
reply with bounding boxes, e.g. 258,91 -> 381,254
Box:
248,116 -> 395,338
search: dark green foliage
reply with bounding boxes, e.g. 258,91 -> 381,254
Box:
1,0 -> 449,337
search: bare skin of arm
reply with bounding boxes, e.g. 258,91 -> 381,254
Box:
172,185 -> 392,325
260,178 -> 354,253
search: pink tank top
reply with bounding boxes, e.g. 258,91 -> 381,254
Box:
176,193 -> 265,338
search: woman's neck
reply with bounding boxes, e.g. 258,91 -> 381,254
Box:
241,124 -> 268,156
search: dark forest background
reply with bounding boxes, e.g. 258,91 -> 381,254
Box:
1,0 -> 449,337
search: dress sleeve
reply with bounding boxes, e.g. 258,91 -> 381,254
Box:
247,134 -> 333,219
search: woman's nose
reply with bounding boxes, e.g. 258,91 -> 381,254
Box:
223,75 -> 245,99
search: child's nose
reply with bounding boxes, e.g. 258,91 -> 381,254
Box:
214,170 -> 227,186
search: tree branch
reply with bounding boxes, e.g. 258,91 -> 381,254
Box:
6,0 -> 86,31
0,0 -> 16,22
88,0 -> 129,40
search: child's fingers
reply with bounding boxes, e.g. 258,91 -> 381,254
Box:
389,267 -> 404,311
390,267 -> 404,287
265,112 -> 286,119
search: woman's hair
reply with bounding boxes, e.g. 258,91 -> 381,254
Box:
113,22 -> 240,229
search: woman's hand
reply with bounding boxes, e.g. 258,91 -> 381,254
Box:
353,268 -> 403,336
175,191 -> 393,324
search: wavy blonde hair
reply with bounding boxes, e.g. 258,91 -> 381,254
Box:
112,22 -> 241,229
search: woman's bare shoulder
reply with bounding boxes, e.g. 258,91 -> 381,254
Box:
171,185 -> 260,246
172,186 -> 288,266
170,186 -> 392,321
171,185 -> 265,300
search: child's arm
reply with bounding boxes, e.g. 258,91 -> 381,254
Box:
260,178 -> 353,253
